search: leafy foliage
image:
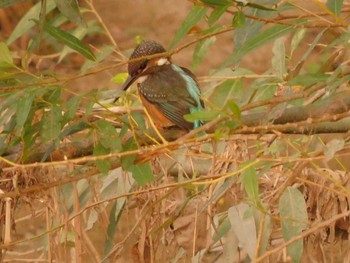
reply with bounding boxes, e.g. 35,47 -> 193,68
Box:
1,0 -> 350,262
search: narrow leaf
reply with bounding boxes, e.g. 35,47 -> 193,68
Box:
95,119 -> 121,151
208,4 -> 230,26
37,20 -> 96,61
246,2 -> 276,11
41,105 -> 62,142
16,92 -> 35,133
290,28 -> 306,56
200,0 -> 231,6
212,216 -> 231,243
222,227 -> 239,262
324,138 -> 345,161
272,38 -> 286,80
193,36 -> 216,69
202,178 -> 234,212
226,99 -> 241,119
227,24 -> 295,65
239,164 -> 262,208
104,198 -> 122,257
209,78 -> 243,107
228,203 -> 257,260
54,0 -> 83,25
169,6 -> 207,50
232,11 -> 245,28
232,2 -> 280,52
0,0 -> 26,8
58,26 -> 88,62
63,96 -> 81,122
93,142 -> 111,174
289,29 -> 326,79
121,138 -> 138,170
60,121 -> 89,138
288,73 -> 329,87
233,11 -> 263,51
327,0 -> 344,15
254,209 -> 272,256
129,162 -> 154,186
7,0 -> 56,45
279,187 -> 308,263
103,168 -> 134,258
0,42 -> 13,66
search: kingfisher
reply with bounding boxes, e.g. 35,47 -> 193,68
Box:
115,40 -> 204,131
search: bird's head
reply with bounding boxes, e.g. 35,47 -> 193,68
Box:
122,40 -> 168,91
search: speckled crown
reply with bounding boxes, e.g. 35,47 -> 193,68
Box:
128,40 -> 166,77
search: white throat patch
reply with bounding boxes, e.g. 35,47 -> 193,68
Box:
157,58 -> 169,66
137,75 -> 148,84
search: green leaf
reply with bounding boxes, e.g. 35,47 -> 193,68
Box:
208,4 -> 230,26
193,36 -> 216,69
41,105 -> 62,142
272,38 -> 286,80
290,28 -> 306,56
246,2 -> 276,11
7,0 -> 57,45
253,209 -> 272,256
81,45 -> 114,72
54,0 -> 83,25
200,0 -> 231,6
209,78 -> 244,106
289,29 -> 326,79
209,80 -> 235,106
131,111 -> 147,130
63,96 -> 81,122
129,162 -> 154,186
227,24 -> 295,65
232,11 -> 245,28
58,26 -> 88,62
184,110 -> 221,122
327,0 -> 344,15
232,1 -> 280,52
212,216 -> 231,243
104,202 -> 120,257
288,73 -> 329,87
0,104 -> 16,133
16,91 -> 35,133
95,119 -> 121,151
324,138 -> 345,161
93,142 -> 111,174
36,20 -> 96,61
103,168 -> 134,258
0,42 -> 13,66
233,15 -> 263,52
202,177 -> 234,212
279,187 -> 308,263
0,0 -> 26,8
42,86 -> 61,103
213,126 -> 230,140
60,121 -> 90,138
239,163 -> 262,208
111,73 -> 129,84
228,203 -> 256,260
121,138 -> 138,170
226,100 -> 241,119
169,6 -> 207,50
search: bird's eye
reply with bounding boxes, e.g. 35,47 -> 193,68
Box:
138,61 -> 148,72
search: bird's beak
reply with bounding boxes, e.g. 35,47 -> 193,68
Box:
121,75 -> 137,91
113,74 -> 137,103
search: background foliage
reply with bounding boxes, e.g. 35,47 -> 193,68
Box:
1,0 -> 350,262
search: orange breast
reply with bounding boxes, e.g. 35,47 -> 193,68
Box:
139,91 -> 174,128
